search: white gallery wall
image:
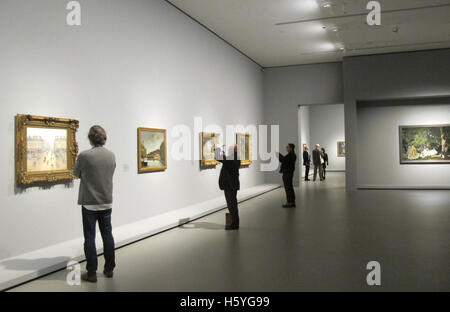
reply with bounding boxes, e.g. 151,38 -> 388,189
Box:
298,106 -> 310,178
358,102 -> 450,188
263,63 -> 344,186
0,0 -> 265,260
343,49 -> 450,192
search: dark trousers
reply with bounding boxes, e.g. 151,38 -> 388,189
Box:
322,165 -> 327,179
82,207 -> 116,276
282,173 -> 295,203
313,165 -> 323,181
224,188 -> 239,226
304,165 -> 310,180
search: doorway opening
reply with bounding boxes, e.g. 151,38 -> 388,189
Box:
298,103 -> 346,188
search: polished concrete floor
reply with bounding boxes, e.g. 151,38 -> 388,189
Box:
9,173 -> 450,291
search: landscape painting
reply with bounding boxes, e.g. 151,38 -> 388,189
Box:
27,127 -> 68,172
400,125 -> 450,164
138,128 -> 167,172
237,133 -> 252,166
337,141 -> 345,157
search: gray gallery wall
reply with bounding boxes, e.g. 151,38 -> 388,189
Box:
309,104 -> 345,172
263,63 -> 344,186
0,0 -> 265,260
358,103 -> 450,188
343,49 -> 450,191
298,106 -> 310,179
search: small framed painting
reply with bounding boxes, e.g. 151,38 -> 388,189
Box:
16,114 -> 79,185
201,132 -> 220,167
138,128 -> 167,173
337,141 -> 345,157
237,133 -> 252,166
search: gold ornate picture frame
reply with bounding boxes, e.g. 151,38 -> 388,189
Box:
201,132 -> 220,167
16,114 -> 79,185
337,141 -> 346,157
237,133 -> 252,166
138,127 -> 167,173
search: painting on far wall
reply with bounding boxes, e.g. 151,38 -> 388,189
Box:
201,132 -> 220,167
337,141 -> 345,157
237,133 -> 252,166
16,114 -> 79,185
138,128 -> 167,173
399,125 -> 450,164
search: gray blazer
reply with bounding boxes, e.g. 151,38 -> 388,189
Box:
74,146 -> 116,206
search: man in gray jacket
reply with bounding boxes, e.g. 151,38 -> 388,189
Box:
74,125 -> 116,283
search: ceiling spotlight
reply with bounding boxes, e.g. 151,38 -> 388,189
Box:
322,3 -> 331,8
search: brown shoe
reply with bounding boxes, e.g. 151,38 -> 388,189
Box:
81,272 -> 97,283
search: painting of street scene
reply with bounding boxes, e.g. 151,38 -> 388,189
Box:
138,128 -> 167,172
26,127 -> 68,172
400,125 -> 450,163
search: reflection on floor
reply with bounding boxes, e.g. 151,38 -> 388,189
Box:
9,173 -> 450,291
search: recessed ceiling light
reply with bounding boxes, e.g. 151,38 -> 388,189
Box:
322,3 -> 331,8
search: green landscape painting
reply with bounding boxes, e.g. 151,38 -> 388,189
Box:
400,125 -> 450,164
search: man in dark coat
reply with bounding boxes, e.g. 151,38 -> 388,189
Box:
277,143 -> 297,208
215,145 -> 241,230
303,145 -> 311,181
312,144 -> 324,181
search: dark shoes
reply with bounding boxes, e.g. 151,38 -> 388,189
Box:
81,270 -> 114,283
103,270 -> 114,278
282,203 -> 296,208
81,273 -> 97,283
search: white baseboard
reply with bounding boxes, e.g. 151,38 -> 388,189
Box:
0,183 -> 280,291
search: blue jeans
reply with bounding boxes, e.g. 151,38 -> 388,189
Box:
82,207 -> 116,276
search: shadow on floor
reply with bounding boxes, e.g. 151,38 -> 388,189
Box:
1,257 -> 72,285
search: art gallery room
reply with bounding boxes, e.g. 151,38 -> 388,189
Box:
0,0 -> 449,296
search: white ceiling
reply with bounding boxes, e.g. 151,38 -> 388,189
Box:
167,0 -> 450,67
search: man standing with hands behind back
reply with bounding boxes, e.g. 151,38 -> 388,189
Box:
277,143 -> 297,208
74,125 -> 116,283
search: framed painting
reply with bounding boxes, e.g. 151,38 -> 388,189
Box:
138,128 -> 167,172
201,132 -> 220,167
337,141 -> 345,157
399,124 -> 450,164
237,133 -> 252,166
16,114 -> 79,185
